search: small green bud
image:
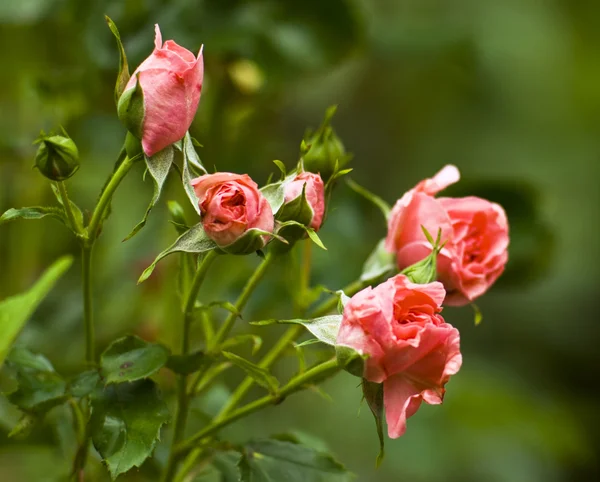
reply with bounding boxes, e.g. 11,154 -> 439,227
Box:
301,106 -> 350,181
34,131 -> 80,181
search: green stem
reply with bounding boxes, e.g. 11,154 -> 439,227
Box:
57,181 -> 83,236
162,250 -> 218,482
87,154 -> 137,243
175,358 -> 341,456
82,245 -> 95,365
211,252 -> 274,350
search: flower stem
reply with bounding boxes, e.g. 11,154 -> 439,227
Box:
87,154 -> 137,243
175,358 -> 341,456
56,181 -> 83,237
81,245 -> 95,365
162,250 -> 218,482
211,252 -> 274,350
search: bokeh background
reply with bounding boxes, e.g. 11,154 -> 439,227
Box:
1,0 -> 599,480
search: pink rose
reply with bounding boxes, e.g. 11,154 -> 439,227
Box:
283,172 -> 326,230
191,173 -> 274,250
336,274 -> 462,438
385,165 -> 509,306
120,25 -> 203,157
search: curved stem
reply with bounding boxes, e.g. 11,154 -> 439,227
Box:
87,154 -> 137,243
57,181 -> 83,236
175,358 -> 341,456
162,250 -> 219,482
82,245 -> 95,365
210,252 -> 274,350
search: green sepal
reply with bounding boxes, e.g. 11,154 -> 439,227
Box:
138,223 -> 217,283
100,335 -> 170,384
222,352 -> 279,394
260,181 -> 286,215
346,178 -> 391,220
117,73 -> 144,139
166,350 -> 206,375
272,160 -> 287,180
90,379 -> 170,480
181,132 -> 206,214
105,16 -> 131,105
361,238 -> 397,284
239,438 -> 353,482
252,315 -> 342,347
6,347 -> 68,413
335,345 -> 366,378
362,379 -> 385,467
197,300 -> 241,319
218,228 -> 273,255
125,145 -> 175,240
400,227 -> 444,284
50,182 -> 84,230
34,131 -> 80,181
0,256 -> 72,368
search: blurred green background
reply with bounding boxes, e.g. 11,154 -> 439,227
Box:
1,0 -> 599,480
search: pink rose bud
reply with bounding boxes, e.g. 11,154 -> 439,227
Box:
191,173 -> 274,254
118,25 -> 203,157
282,172 -> 326,230
385,165 -> 509,306
336,274 -> 462,438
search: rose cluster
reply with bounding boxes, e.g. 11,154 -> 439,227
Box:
119,25 -> 509,443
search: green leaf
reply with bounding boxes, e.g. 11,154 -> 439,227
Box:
260,182 -> 286,215
252,315 -> 342,347
221,334 -> 262,355
6,348 -> 67,413
182,132 -> 206,214
472,303 -> 483,326
199,300 -> 242,319
272,160 -> 287,180
68,370 -> 102,398
221,352 -> 279,394
50,183 -> 84,228
105,16 -> 131,105
90,379 -> 170,479
8,413 -> 38,439
346,178 -> 391,220
100,336 -> 170,384
239,438 -> 353,482
166,350 -> 206,375
362,379 -> 385,467
0,256 -> 73,368
125,146 -> 175,241
0,206 -> 67,226
306,228 -> 327,250
361,239 -> 396,284
138,223 -> 217,283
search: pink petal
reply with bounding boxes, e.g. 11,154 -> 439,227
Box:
383,374 -> 423,438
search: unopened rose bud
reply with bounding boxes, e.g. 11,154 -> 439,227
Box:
118,24 -> 204,157
34,132 -> 80,181
301,106 -> 349,181
281,172 -> 325,230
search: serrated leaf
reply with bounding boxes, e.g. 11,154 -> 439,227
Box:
221,334 -> 262,355
260,181 -> 286,215
362,379 -> 385,467
361,239 -> 396,284
166,350 -> 206,375
105,16 -> 131,104
346,178 -> 391,220
239,439 -> 353,482
6,348 -> 67,413
125,146 -> 175,240
182,132 -> 206,214
0,206 -> 67,226
90,379 -> 170,479
221,352 -> 279,394
100,336 -> 170,384
252,315 -> 342,347
138,223 -> 217,283
68,370 -> 101,398
0,256 -> 72,368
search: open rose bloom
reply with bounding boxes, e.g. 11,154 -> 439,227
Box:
336,274 -> 462,438
191,173 -> 274,253
385,165 -> 509,305
121,25 -> 203,156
